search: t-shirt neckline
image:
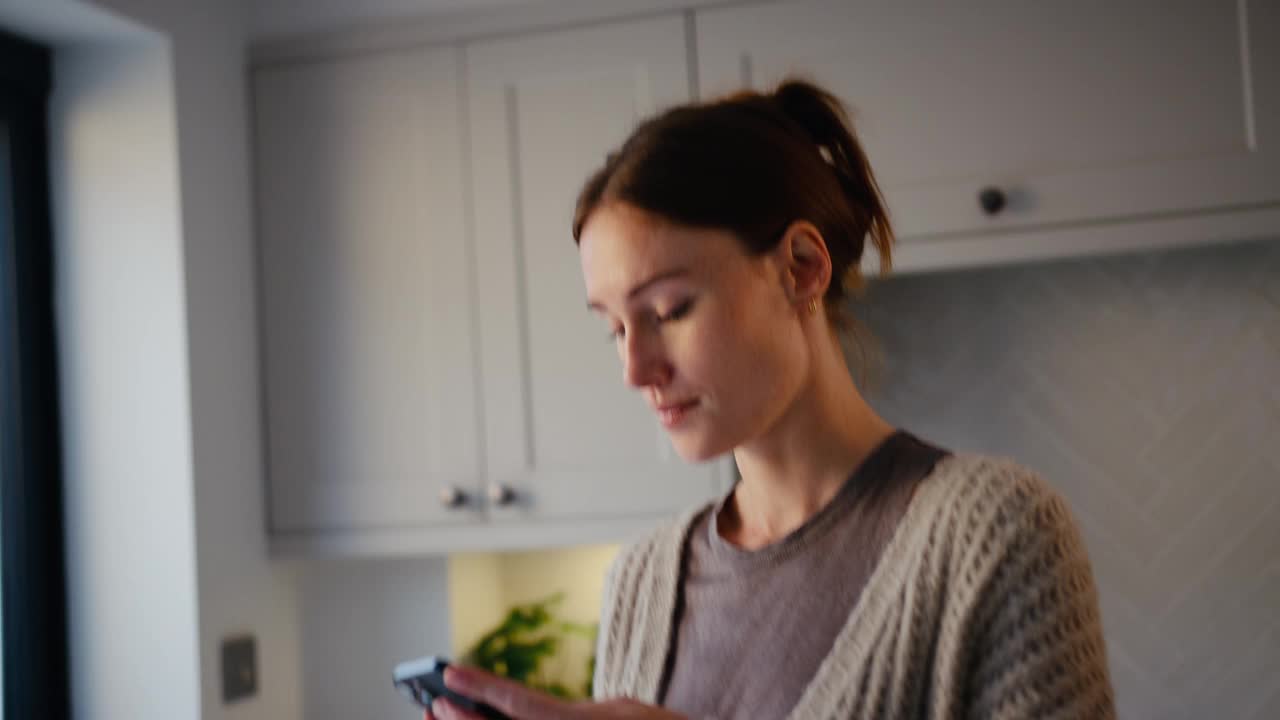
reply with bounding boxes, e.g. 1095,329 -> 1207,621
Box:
706,428 -> 911,568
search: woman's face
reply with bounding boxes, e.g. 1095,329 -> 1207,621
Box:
580,203 -> 812,462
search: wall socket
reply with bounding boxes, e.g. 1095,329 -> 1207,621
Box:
221,634 -> 258,703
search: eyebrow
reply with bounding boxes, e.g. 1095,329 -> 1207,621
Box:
586,268 -> 691,312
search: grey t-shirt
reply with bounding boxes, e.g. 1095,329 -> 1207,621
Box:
659,430 -> 949,720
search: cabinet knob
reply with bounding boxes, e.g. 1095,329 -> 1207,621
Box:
439,485 -> 468,509
978,187 -> 1007,216
487,483 -> 517,507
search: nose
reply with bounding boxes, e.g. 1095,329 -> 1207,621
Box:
621,328 -> 672,390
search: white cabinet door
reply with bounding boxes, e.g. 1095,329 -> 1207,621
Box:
254,48 -> 485,532
466,16 -> 729,523
697,0 -> 1280,249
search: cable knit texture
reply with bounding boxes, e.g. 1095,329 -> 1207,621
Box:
592,454 -> 1116,719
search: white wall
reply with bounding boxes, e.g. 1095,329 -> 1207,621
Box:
0,0 -> 302,716
76,0 -> 305,717
48,27 -> 202,720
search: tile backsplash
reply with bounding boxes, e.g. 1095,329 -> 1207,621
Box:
859,238 -> 1280,720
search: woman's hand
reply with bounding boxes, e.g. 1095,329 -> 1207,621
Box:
423,666 -> 687,720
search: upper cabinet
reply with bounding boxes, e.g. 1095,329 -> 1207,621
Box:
466,16 -> 729,525
251,2 -> 1279,554
254,18 -> 727,555
696,0 -> 1280,271
254,48 -> 487,536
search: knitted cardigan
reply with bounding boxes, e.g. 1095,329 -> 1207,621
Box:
593,454 -> 1116,719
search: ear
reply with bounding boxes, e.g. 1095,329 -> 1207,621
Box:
771,220 -> 832,306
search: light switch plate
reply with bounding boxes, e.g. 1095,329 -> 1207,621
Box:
221,634 -> 258,703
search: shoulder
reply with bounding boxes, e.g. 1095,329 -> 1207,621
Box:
914,452 -> 1086,566
924,452 -> 1072,522
921,456 -> 1115,715
908,453 -> 1101,634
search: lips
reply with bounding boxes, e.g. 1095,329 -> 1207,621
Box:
655,398 -> 699,428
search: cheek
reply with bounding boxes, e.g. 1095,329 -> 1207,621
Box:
686,293 -> 805,399
661,295 -> 806,459
732,280 -> 804,367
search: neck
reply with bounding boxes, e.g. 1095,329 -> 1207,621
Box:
724,335 -> 894,550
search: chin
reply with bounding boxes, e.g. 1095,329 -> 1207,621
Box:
669,432 -> 734,464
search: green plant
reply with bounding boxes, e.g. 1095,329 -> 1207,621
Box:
462,593 -> 598,699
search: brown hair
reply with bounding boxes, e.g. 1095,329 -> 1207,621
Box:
572,78 -> 894,332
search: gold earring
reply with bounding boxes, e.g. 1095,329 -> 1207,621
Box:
807,298 -> 819,315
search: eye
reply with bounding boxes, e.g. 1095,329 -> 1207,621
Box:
657,299 -> 694,324
604,298 -> 694,343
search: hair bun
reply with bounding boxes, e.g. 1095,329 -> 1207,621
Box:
771,80 -> 855,169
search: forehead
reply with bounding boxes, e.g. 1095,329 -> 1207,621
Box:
579,203 -> 743,298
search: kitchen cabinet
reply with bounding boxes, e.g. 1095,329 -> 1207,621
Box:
696,0 -> 1280,271
254,18 -> 729,555
254,47 -> 488,537
252,1 -> 1279,553
466,15 -> 731,526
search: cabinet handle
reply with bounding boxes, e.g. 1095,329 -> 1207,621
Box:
487,483 -> 517,507
439,485 -> 468,509
978,187 -> 1007,216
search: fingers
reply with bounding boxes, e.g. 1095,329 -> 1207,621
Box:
430,698 -> 487,720
444,666 -> 567,720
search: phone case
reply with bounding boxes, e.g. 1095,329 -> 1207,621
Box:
392,656 -> 512,720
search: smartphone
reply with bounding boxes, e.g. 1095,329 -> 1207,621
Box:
392,656 -> 512,720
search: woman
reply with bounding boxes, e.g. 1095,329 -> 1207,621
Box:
428,79 -> 1116,720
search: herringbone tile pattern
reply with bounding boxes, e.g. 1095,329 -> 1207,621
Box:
859,239 -> 1280,720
